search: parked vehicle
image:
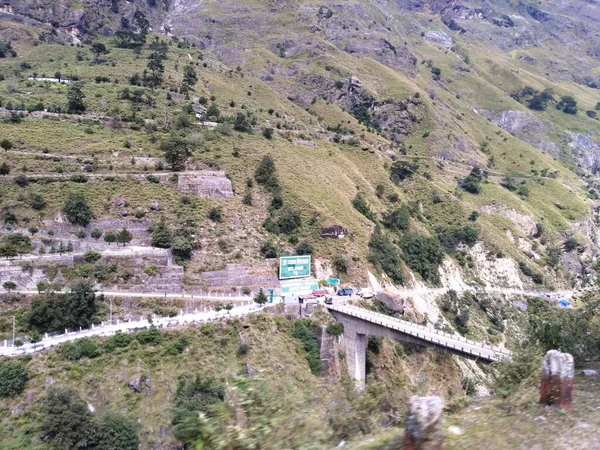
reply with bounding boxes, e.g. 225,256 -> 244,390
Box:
325,296 -> 333,305
358,288 -> 373,299
311,289 -> 328,297
337,287 -> 354,296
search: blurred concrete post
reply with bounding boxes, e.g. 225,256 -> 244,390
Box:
540,350 -> 574,410
403,396 -> 444,450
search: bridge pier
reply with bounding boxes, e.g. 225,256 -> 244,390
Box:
344,329 -> 367,391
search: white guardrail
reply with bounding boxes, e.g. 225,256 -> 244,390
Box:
328,304 -> 512,362
1,302 -> 262,357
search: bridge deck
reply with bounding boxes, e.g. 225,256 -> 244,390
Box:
327,304 -> 512,362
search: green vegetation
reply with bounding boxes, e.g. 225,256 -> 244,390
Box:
400,233 -> 444,283
63,192 -> 92,226
292,319 -> 322,376
0,361 -> 27,398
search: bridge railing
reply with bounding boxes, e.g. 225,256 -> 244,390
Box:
328,304 -> 511,360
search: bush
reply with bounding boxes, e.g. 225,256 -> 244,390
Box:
255,155 -> 278,189
104,332 -> 133,352
262,127 -> 274,139
136,327 -> 163,345
233,112 -> 252,132
208,207 -> 223,222
96,412 -> 139,450
83,251 -> 102,263
326,322 -> 344,337
437,225 -> 478,251
63,193 -> 92,226
296,241 -> 313,255
164,336 -> 189,355
368,228 -> 405,284
61,338 -> 101,360
401,233 -> 445,283
91,228 -> 102,240
237,342 -> 249,356
146,174 -> 160,184
0,360 -> 26,397
259,241 -> 278,258
151,217 -> 173,248
352,193 -> 375,221
390,160 -> 419,184
41,386 -> 95,449
277,208 -> 301,234
292,320 -> 322,375
14,174 -> 28,187
29,193 -> 46,210
382,205 -> 410,231
173,375 -> 225,444
28,281 -> 97,333
460,167 -> 486,194
70,174 -> 88,183
332,254 -> 349,275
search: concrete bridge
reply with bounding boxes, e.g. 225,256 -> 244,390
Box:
327,304 -> 512,389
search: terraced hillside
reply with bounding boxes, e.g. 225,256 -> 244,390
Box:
0,0 -> 599,448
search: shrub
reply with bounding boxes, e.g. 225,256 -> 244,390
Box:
352,193 -> 375,221
262,127 -> 274,139
401,233 -> 445,283
277,208 -> 301,234
296,241 -> 313,255
460,167 -> 486,194
14,174 -> 28,187
104,333 -> 133,352
136,327 -> 163,345
233,112 -> 252,132
28,193 -> 46,209
255,155 -> 279,188
292,320 -> 322,375
368,228 -> 405,284
70,174 -> 88,183
253,288 -> 268,305
144,264 -> 158,276
237,342 -> 249,356
0,360 -> 26,397
41,386 -> 95,448
146,174 -> 160,184
151,217 -> 173,248
61,338 -> 101,360
332,254 -> 349,275
390,160 -> 418,184
164,336 -> 189,355
172,376 -> 225,443
437,226 -> 478,251
28,281 -> 97,333
63,193 -> 92,226
208,207 -> 223,222
171,236 -> 194,259
326,322 -> 344,337
96,412 -> 139,450
90,228 -> 102,240
382,205 -> 410,231
260,241 -> 278,258
83,251 -> 102,263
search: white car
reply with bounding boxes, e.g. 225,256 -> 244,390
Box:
358,289 -> 374,299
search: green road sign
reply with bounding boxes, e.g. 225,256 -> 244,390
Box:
279,255 -> 311,279
327,277 -> 340,286
280,279 -> 319,295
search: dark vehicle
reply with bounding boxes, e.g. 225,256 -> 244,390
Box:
337,288 -> 354,296
325,296 -> 333,305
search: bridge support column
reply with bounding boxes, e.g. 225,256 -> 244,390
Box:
345,330 -> 366,391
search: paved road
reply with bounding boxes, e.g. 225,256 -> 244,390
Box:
328,304 -> 512,362
0,302 -> 262,357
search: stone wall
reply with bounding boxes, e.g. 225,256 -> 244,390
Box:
177,172 -> 233,198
